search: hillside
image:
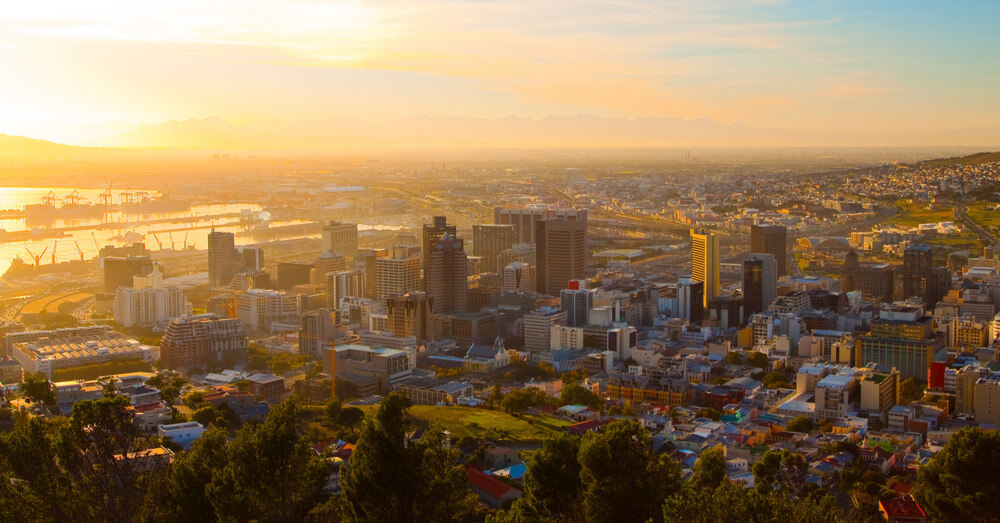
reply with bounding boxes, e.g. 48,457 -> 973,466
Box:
922,151 -> 1000,167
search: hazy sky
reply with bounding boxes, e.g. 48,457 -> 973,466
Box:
2,0 -> 998,144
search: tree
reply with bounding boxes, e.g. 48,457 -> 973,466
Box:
578,420 -> 681,523
20,372 -> 55,405
139,429 -> 231,522
324,397 -> 343,426
500,432 -> 583,522
337,406 -> 365,431
500,387 -> 547,415
914,427 -> 1000,520
559,382 -> 602,411
752,449 -> 808,497
726,351 -> 745,365
205,398 -> 332,522
696,408 -> 721,421
746,352 -> 769,369
0,418 -> 86,521
898,378 -> 922,405
785,416 -> 814,433
338,393 -> 477,522
688,447 -> 728,491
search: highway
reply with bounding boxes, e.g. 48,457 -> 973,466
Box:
953,202 -> 998,247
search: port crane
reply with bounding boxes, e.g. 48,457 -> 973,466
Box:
91,232 -> 102,252
74,241 -> 85,261
51,241 -> 57,264
98,183 -> 113,206
182,231 -> 188,249
64,190 -> 84,205
150,233 -> 163,250
167,232 -> 175,250
25,246 -> 47,268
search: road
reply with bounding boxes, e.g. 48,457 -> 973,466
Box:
953,202 -> 997,247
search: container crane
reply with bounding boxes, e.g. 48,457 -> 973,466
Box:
151,233 -> 163,250
51,240 -> 57,264
25,246 -> 47,268
167,232 -> 175,250
74,241 -> 85,261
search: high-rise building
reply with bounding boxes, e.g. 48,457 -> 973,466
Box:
299,308 -> 339,359
422,216 -> 456,287
535,210 -> 588,296
751,224 -> 788,276
104,255 -> 154,293
375,247 -> 421,303
494,206 -> 586,245
499,243 -> 536,268
327,269 -> 366,309
561,285 -> 594,327
472,224 -> 516,274
387,292 -> 434,342
160,314 -> 247,369
855,306 -> 947,379
690,229 -> 719,307
313,251 -> 347,286
677,276 -> 705,323
841,250 -> 894,303
322,222 -> 358,266
234,289 -> 301,331
902,245 -> 942,307
502,262 -> 535,292
743,253 -> 777,320
357,248 -> 386,299
276,261 -> 314,290
113,264 -> 192,328
523,306 -> 568,352
208,231 -> 241,288
426,233 -> 469,313
240,246 -> 264,271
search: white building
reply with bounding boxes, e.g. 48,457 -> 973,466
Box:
113,264 -> 192,328
550,324 -> 585,350
157,421 -> 205,449
235,289 -> 301,331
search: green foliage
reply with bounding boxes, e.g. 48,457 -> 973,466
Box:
20,372 -> 55,405
500,387 -> 548,415
689,447 -> 728,491
898,378 -> 922,405
785,416 -> 814,433
914,427 -> 1000,521
663,480 -> 835,523
499,432 -> 583,522
726,351 -> 745,365
697,408 -> 722,421
324,397 -> 343,425
746,352 -> 769,369
51,357 -> 152,382
761,371 -> 790,389
182,391 -> 205,409
336,406 -> 365,430
577,420 -> 681,523
337,392 -> 478,522
752,449 -> 808,497
558,382 -> 603,411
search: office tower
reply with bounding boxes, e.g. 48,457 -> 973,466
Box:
677,276 -> 705,323
523,306 -> 568,352
299,308 -> 339,359
494,206 -> 586,245
855,306 -> 947,379
473,224 -> 516,274
426,233 -> 469,313
276,261 -> 313,290
561,285 -> 594,327
327,268 -> 366,309
422,216 -> 456,287
499,243 -> 536,268
104,255 -> 153,293
357,248 -> 385,299
902,245 -> 945,306
113,264 -> 192,328
375,246 -> 421,303
743,253 -> 777,320
241,245 -> 264,271
841,250 -> 894,303
231,269 -> 271,291
313,251 -> 347,286
208,230 -> 241,287
387,291 -> 434,342
535,210 -> 588,296
322,221 -> 358,266
690,229 -> 719,306
750,224 -> 788,276
160,314 -> 247,369
234,289 -> 301,331
503,262 -> 535,292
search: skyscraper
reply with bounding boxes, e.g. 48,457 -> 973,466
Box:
422,216 -> 456,288
561,284 -> 594,327
375,246 -> 421,303
387,291 -> 434,342
902,245 -> 943,306
208,230 -> 241,287
751,224 -> 788,276
678,276 -> 705,323
313,251 -> 347,286
472,223 -> 516,274
327,268 -> 366,309
535,210 -> 588,296
502,262 -> 535,292
322,222 -> 358,266
240,245 -> 264,271
104,255 -> 153,293
743,253 -> 777,320
690,229 -> 719,307
426,233 -> 469,313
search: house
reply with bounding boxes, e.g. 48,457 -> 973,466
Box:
485,446 -> 520,469
558,404 -> 600,422
245,373 -> 286,403
113,446 -> 174,471
566,419 -> 610,435
128,402 -> 173,431
118,385 -> 162,407
466,466 -> 522,508
157,421 -> 205,449
879,495 -> 928,522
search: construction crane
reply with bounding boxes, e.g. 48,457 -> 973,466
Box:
151,233 -> 163,250
25,246 -> 47,268
91,232 -> 101,252
74,241 -> 85,261
51,241 -> 57,264
168,232 -> 175,250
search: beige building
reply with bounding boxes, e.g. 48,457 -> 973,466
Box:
322,222 -> 358,266
690,229 -> 720,306
375,247 -> 421,303
974,374 -> 1000,424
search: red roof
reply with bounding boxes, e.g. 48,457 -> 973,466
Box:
880,496 -> 927,520
890,483 -> 914,495
566,419 -> 609,435
466,466 -> 519,499
131,402 -> 166,413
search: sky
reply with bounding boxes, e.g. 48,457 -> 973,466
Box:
1,0 -> 998,145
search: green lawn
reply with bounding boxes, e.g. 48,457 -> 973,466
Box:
887,200 -> 955,227
966,202 -> 1000,231
358,405 -> 572,443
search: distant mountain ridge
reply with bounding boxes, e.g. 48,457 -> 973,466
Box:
81,115 -> 1000,150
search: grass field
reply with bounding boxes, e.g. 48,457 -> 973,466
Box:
966,202 -> 1000,232
358,405 -> 572,443
887,200 -> 955,227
